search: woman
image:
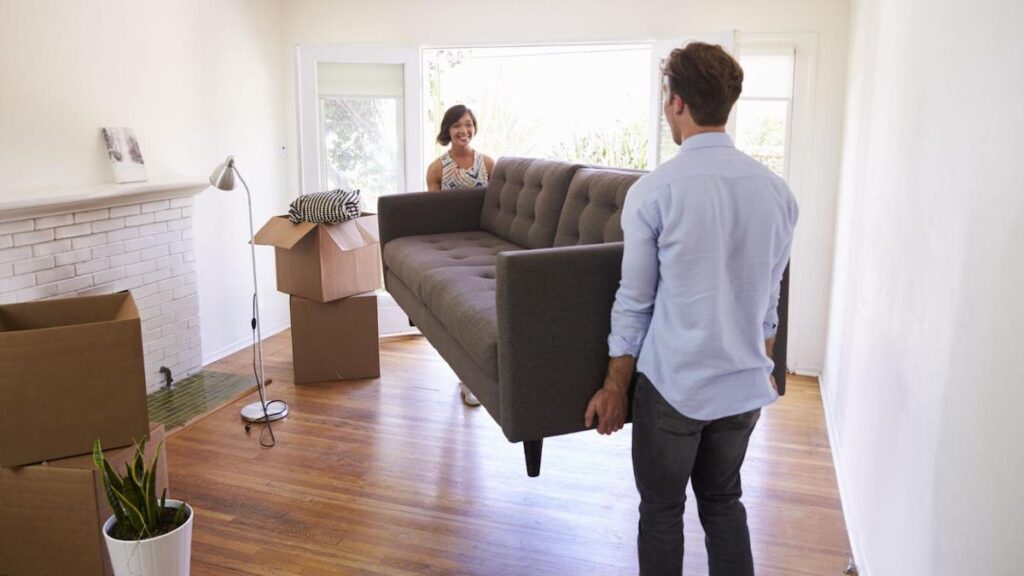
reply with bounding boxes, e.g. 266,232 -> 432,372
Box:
425,105 -> 494,407
426,105 -> 495,192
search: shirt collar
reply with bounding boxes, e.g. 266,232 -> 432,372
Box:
678,131 -> 734,153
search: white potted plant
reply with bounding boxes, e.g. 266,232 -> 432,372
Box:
93,437 -> 193,576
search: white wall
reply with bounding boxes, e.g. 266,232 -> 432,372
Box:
280,0 -> 851,374
0,0 -> 290,364
825,0 -> 1024,573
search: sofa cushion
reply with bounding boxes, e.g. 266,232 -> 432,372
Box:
384,231 -> 521,296
553,167 -> 644,247
480,157 -> 583,249
383,231 -> 521,373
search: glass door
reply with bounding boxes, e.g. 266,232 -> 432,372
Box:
296,46 -> 422,207
295,46 -> 422,336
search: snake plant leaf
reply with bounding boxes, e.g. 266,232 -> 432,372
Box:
173,502 -> 187,527
94,440 -> 128,529
111,484 -> 149,539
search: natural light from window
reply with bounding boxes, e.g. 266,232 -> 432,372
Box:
735,52 -> 794,178
423,45 -> 651,171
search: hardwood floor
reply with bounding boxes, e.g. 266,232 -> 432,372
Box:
167,331 -> 850,575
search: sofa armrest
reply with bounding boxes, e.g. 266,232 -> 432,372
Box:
495,242 -> 624,442
377,188 -> 485,248
495,246 -> 791,442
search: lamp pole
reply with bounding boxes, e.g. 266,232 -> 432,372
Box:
210,156 -> 288,426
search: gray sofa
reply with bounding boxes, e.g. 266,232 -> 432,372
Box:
379,157 -> 789,476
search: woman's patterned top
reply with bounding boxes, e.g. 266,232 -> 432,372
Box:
440,150 -> 489,189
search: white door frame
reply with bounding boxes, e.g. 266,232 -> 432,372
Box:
736,32 -> 820,374
295,45 -> 423,337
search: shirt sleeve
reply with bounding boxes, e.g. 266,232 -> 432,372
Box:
608,183 -> 662,357
764,195 -> 799,339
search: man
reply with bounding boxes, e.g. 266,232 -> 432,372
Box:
584,42 -> 798,576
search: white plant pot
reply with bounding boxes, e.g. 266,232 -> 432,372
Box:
102,500 -> 193,576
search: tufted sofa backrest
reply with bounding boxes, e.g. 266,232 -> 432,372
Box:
552,167 -> 645,247
479,157 -> 583,249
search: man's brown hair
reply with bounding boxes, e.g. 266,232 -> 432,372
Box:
663,42 -> 744,126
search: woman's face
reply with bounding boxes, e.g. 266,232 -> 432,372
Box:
448,113 -> 476,147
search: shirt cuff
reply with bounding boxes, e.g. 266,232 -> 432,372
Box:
763,321 -> 778,339
608,334 -> 642,358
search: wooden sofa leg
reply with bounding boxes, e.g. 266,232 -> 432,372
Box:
524,439 -> 543,477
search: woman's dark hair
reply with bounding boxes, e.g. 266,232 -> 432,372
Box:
663,42 -> 744,126
436,105 -> 478,146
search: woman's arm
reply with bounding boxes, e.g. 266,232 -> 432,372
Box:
426,158 -> 442,191
483,155 -> 496,178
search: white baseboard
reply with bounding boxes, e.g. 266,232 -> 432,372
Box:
378,289 -> 419,336
819,372 -> 868,576
793,366 -> 823,377
201,319 -> 291,367
201,290 -> 416,366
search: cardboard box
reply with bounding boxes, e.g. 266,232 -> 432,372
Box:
0,292 -> 150,467
290,293 -> 380,384
0,425 -> 168,576
254,214 -> 383,303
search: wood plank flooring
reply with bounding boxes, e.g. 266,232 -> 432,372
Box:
166,332 -> 850,575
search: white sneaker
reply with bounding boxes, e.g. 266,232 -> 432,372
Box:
459,383 -> 481,407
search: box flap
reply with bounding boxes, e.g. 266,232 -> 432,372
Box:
321,215 -> 380,251
253,216 -> 318,250
47,425 -> 164,470
113,291 -> 140,321
0,292 -> 133,332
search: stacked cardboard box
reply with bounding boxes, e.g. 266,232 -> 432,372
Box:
0,292 -> 157,575
255,214 -> 382,384
0,425 -> 167,576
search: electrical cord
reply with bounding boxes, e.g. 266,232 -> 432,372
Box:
244,293 -> 287,448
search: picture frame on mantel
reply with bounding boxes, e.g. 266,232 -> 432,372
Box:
101,127 -> 147,184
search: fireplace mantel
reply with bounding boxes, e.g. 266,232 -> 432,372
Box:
0,176 -> 207,223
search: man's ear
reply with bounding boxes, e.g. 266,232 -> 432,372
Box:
670,93 -> 686,116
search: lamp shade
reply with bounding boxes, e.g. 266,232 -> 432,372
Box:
209,156 -> 236,190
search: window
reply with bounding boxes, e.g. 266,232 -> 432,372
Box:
734,50 -> 795,178
423,45 -> 652,171
317,63 -> 405,212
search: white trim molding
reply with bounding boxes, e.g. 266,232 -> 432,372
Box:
0,175 -> 207,223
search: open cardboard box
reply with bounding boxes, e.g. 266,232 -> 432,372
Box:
0,292 -> 150,467
254,214 -> 383,303
0,425 -> 168,576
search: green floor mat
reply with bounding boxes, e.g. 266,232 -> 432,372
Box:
147,371 -> 256,433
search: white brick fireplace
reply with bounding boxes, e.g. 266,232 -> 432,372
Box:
0,179 -> 207,393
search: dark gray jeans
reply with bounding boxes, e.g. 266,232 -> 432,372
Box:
632,373 -> 761,576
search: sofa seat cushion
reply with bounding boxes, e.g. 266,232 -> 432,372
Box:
383,231 -> 522,373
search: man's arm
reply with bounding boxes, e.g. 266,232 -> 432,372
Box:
764,193 -> 798,390
586,185 -> 660,435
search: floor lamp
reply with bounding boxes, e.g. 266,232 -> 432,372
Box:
209,156 -> 289,425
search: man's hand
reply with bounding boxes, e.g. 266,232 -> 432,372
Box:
585,387 -> 628,435
585,356 -> 636,435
